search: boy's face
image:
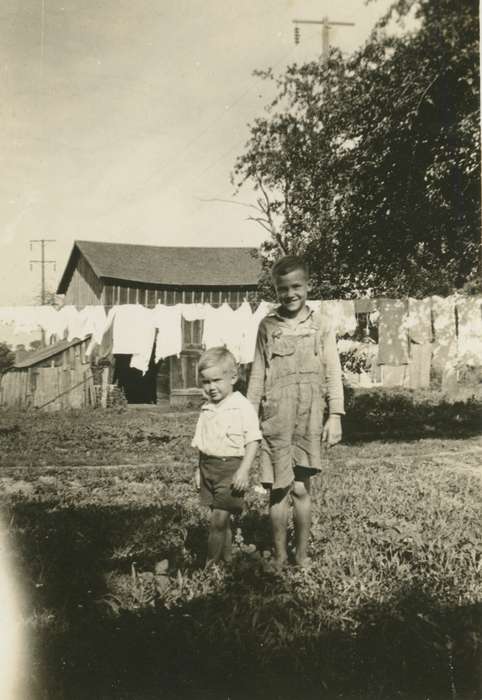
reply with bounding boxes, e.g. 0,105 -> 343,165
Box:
274,268 -> 309,317
199,363 -> 236,403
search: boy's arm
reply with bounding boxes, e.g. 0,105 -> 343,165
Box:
246,326 -> 266,412
322,328 -> 344,447
232,399 -> 262,492
231,441 -> 259,492
192,415 -> 203,489
194,453 -> 201,490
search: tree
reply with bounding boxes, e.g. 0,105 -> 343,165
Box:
33,289 -> 62,307
0,342 -> 14,374
233,0 -> 480,298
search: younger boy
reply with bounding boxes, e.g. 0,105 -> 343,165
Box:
247,255 -> 344,568
192,347 -> 261,564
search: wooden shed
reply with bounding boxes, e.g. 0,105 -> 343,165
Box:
56,240 -> 262,405
0,336 -> 95,411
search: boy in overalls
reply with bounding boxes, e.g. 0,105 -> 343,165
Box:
247,256 -> 344,567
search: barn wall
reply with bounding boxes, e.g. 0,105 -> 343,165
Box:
102,284 -> 258,308
63,254 -> 103,307
0,339 -> 95,411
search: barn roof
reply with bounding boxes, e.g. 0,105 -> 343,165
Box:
13,337 -> 88,369
57,240 -> 262,293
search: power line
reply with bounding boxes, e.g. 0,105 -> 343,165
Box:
104,42 -> 299,219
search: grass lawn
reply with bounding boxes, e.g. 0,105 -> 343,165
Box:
0,400 -> 481,699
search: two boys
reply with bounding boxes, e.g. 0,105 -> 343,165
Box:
192,256 -> 344,566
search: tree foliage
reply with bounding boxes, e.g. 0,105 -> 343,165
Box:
233,0 -> 480,298
0,342 -> 14,374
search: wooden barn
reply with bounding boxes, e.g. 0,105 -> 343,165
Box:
56,240 -> 262,405
0,336 -> 95,411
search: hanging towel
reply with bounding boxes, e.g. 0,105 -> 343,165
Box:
233,300 -> 255,364
456,296 -> 482,367
377,299 -> 409,365
99,305 -> 156,374
431,295 -> 458,372
202,302 -> 237,352
179,304 -> 207,322
319,300 -> 357,336
408,343 -> 432,389
152,305 -> 183,362
239,301 -> 274,365
55,306 -> 81,340
381,365 -> 408,387
406,298 -> 433,344
354,298 -> 377,314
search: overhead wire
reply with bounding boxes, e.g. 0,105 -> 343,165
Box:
106,40 -> 300,218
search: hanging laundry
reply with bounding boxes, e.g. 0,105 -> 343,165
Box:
179,304 -> 208,322
239,301 -> 274,365
100,305 -> 156,375
306,299 -> 321,313
319,300 -> 357,336
79,306 -> 108,355
66,307 -> 91,341
232,300 -> 255,364
202,302 -> 237,352
55,306 -> 81,340
252,300 -> 275,321
456,296 -> 482,367
431,295 -> 458,391
381,365 -> 408,387
354,298 -> 377,314
35,306 -> 62,342
376,299 -> 409,365
152,305 -> 183,362
406,298 -> 433,344
85,306 -> 107,345
201,301 -> 254,362
408,343 -> 432,389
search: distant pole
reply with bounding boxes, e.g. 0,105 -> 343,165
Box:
292,17 -> 355,60
30,239 -> 56,304
321,16 -> 330,61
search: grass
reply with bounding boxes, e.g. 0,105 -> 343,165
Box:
0,397 -> 481,699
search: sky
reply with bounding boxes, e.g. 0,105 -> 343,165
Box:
0,0 -> 393,305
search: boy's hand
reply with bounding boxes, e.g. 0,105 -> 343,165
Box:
232,466 -> 250,493
194,468 -> 201,491
322,415 -> 342,447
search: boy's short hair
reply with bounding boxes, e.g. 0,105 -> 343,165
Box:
271,255 -> 309,281
198,346 -> 237,374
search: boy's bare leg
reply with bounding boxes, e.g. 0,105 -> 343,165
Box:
223,521 -> 232,562
292,477 -> 311,566
207,508 -> 230,563
269,486 -> 291,567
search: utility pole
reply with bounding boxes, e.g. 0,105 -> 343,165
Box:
293,16 -> 355,60
30,239 -> 56,305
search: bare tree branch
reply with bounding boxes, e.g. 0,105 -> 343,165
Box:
195,196 -> 259,211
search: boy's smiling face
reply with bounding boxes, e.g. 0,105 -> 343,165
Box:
274,268 -> 309,317
199,363 -> 236,403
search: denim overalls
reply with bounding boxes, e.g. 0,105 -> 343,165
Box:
258,309 -> 328,489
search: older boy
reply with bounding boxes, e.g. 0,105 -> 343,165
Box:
192,347 -> 261,564
247,255 -> 344,568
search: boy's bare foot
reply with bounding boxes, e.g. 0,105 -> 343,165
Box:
272,556 -> 288,571
293,556 -> 312,569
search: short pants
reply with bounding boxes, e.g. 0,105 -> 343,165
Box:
199,454 -> 244,514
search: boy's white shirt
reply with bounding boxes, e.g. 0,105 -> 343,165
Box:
192,390 -> 262,458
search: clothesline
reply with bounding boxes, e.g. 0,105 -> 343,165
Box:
0,294 -> 481,376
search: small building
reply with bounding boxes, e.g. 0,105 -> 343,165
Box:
56,240 -> 262,405
0,336 -> 94,411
